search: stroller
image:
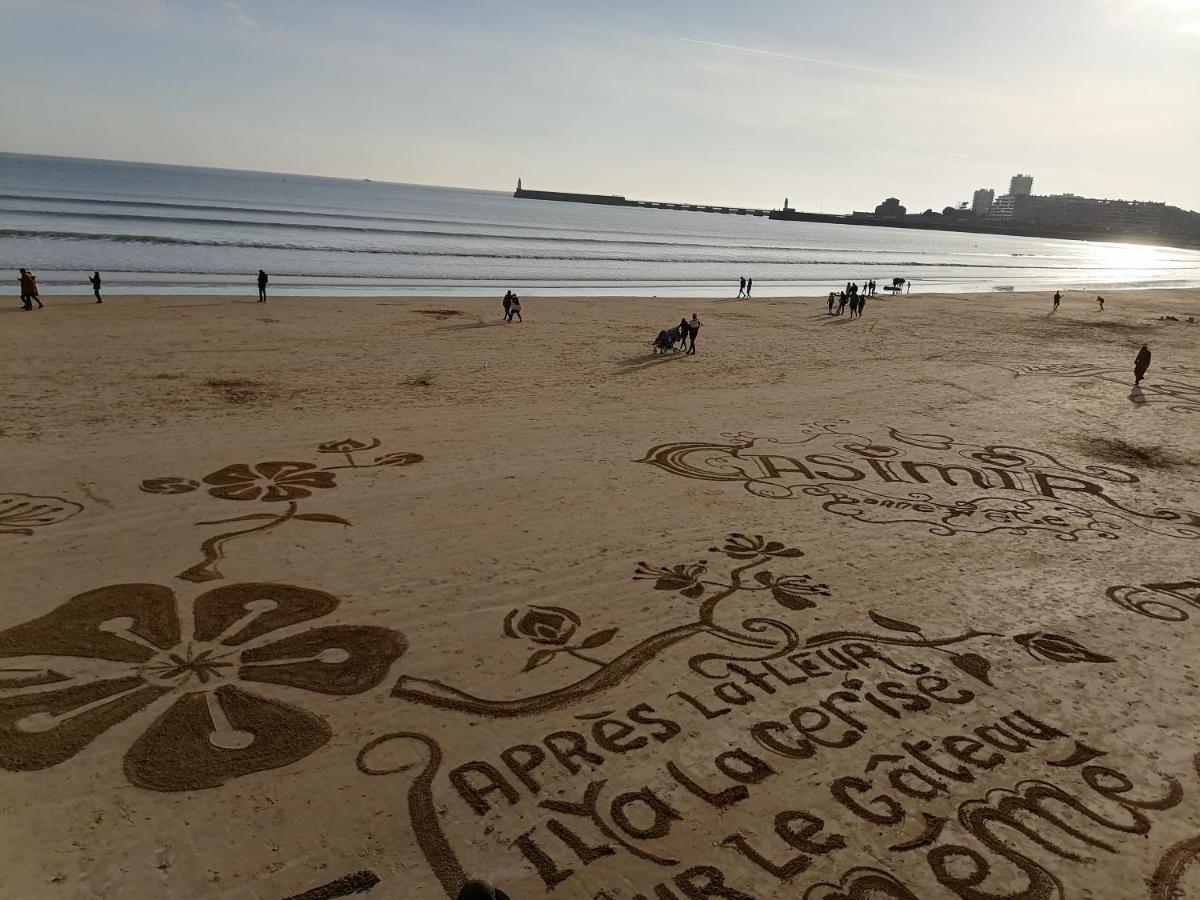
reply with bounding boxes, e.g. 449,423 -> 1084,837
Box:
652,325 -> 685,354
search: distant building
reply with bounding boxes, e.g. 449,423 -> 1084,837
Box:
1009,174 -> 1034,196
874,197 -> 907,219
972,188 -> 995,216
981,189 -> 1200,239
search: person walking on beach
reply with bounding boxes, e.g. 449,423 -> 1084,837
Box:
1134,344 -> 1151,385
849,294 -> 859,318
89,271 -> 103,303
1052,290 -> 1061,312
508,294 -> 522,322
18,268 -> 32,310
1097,296 -> 1105,311
827,293 -> 836,314
858,293 -> 868,317
737,276 -> 746,299
685,313 -> 702,355
745,277 -> 753,299
837,292 -> 848,316
19,268 -> 43,309
257,269 -> 268,302
503,290 -> 513,321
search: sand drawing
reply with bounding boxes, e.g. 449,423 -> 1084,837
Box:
1106,578 -> 1200,623
393,532 -> 1114,718
0,492 -> 84,536
359,533 -> 1128,900
283,870 -> 381,900
641,423 -> 1200,541
140,437 -> 423,582
994,362 -> 1200,414
1149,755 -> 1200,900
0,582 -> 405,791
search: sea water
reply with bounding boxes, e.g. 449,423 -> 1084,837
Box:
3,152 -> 1200,298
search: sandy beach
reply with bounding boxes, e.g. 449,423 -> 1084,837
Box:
2,288 -> 1199,900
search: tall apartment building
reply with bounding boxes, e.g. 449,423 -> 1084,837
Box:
972,188 -> 995,216
1009,173 -> 1034,196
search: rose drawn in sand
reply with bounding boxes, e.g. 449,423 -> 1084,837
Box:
0,582 -> 405,791
140,439 -> 424,583
503,605 -> 618,671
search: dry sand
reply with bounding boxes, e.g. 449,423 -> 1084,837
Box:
1,288 -> 1199,900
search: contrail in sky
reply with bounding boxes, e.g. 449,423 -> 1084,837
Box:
678,37 -> 944,84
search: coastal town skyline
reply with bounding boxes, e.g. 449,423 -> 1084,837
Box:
2,0 -> 1198,213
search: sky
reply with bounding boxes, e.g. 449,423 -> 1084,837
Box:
1,0 -> 1198,212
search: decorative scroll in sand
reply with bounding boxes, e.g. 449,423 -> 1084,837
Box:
140,438 -> 423,582
640,423 -> 1200,541
367,533 -> 1128,900
1149,755 -> 1200,900
1106,578 -> 1200,622
0,582 -> 404,791
0,492 -> 83,536
994,362 -> 1200,414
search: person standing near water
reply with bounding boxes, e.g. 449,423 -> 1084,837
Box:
858,293 -> 868,317
509,294 -> 522,322
19,268 -> 43,309
1052,290 -> 1061,312
745,277 -> 753,299
737,276 -> 746,299
257,269 -> 268,302
686,314 -> 702,355
1134,345 -> 1151,385
89,271 -> 103,303
1097,296 -> 1105,311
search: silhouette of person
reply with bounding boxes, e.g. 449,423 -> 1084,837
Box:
869,279 -> 876,295
745,277 -> 753,299
837,292 -> 848,315
503,290 -> 513,321
827,293 -> 835,314
21,268 -> 43,308
509,294 -> 522,322
737,276 -> 746,299
1134,344 -> 1151,385
90,271 -> 102,303
18,268 -> 32,310
1052,291 -> 1061,311
849,295 -> 859,318
1097,296 -> 1105,311
858,294 -> 867,317
257,269 -> 268,302
686,313 -> 702,355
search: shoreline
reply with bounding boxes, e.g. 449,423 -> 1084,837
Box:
18,284 -> 1200,304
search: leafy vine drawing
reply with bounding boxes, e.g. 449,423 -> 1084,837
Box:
140,438 -> 423,583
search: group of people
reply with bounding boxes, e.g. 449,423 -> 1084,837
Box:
16,267 -> 103,308
827,280 -> 871,317
736,276 -> 754,299
501,290 -> 523,322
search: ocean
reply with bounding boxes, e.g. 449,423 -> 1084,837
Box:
3,152 -> 1200,298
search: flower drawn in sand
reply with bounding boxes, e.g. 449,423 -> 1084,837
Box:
140,439 -> 423,583
503,605 -> 618,672
0,493 -> 84,536
0,582 -> 405,791
1014,632 -> 1115,665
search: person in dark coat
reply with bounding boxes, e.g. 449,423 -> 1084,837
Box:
257,269 -> 268,302
1052,290 -> 1061,311
745,277 -> 753,299
858,294 -> 867,317
502,290 -> 513,321
737,276 -> 746,299
90,271 -> 103,303
1134,345 -> 1151,385
685,314 -> 702,355
827,293 -> 835,314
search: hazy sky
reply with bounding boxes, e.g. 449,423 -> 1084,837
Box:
2,0 -> 1198,212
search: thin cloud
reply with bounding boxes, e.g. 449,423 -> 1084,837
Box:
678,37 -> 947,85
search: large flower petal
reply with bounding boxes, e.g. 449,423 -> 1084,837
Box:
0,584 -> 180,663
124,685 -> 331,792
259,482 -> 308,502
207,483 -> 264,502
192,583 -> 337,645
277,471 -> 337,491
0,676 -> 170,770
202,463 -> 257,487
254,461 -> 319,482
239,626 -> 406,694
